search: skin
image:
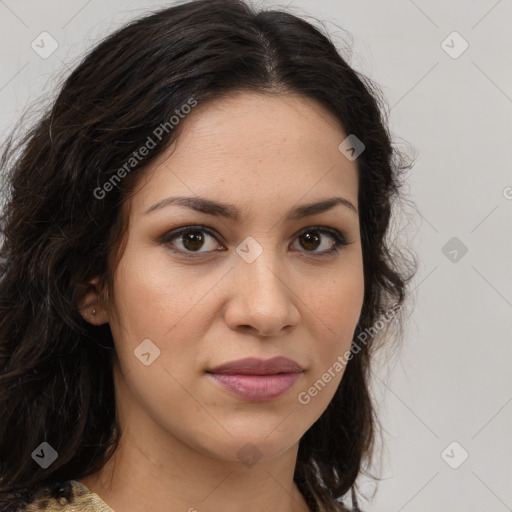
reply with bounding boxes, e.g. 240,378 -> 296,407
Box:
78,91 -> 364,512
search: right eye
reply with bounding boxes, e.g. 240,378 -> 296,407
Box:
160,226 -> 225,256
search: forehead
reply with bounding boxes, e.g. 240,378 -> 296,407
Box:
167,92 -> 348,162
131,92 -> 358,216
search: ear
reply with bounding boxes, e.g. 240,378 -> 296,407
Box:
77,276 -> 109,325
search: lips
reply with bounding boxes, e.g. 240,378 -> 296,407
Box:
207,356 -> 303,375
206,357 -> 304,402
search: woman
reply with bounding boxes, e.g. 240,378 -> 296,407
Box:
0,0 -> 415,510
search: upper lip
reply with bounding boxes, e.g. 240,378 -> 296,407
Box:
207,356 -> 303,375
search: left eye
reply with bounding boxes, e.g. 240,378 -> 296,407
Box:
290,228 -> 343,253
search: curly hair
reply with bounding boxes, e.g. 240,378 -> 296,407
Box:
0,1 -> 416,511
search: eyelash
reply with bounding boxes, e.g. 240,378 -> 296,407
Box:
159,225 -> 351,258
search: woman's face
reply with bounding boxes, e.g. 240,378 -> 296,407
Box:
100,92 -> 364,464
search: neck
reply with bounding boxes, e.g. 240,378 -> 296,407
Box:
78,431 -> 311,512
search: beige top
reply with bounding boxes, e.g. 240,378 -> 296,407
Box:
24,480 -> 115,512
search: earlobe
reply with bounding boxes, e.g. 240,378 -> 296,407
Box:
77,276 -> 109,325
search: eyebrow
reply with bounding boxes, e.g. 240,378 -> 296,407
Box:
143,195 -> 358,220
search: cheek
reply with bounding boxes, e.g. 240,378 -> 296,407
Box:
108,247 -> 219,380
295,269 -> 363,416
299,257 -> 364,387
304,261 -> 364,338
314,281 -> 363,328
110,248 -> 197,336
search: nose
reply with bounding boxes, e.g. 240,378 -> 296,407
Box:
223,248 -> 300,337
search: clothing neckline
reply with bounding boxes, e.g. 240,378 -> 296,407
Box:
69,479 -> 116,512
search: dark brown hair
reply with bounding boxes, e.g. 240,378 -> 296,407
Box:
0,1 -> 416,510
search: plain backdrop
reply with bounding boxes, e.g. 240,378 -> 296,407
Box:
1,1 -> 511,511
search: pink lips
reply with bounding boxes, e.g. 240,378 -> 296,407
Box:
207,356 -> 303,402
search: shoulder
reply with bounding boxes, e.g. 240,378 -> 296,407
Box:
22,480 -> 115,512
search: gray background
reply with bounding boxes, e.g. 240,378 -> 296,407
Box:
1,1 -> 511,510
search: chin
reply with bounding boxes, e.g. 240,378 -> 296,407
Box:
197,428 -> 302,466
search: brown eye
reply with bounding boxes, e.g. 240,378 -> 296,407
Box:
291,227 -> 349,255
161,227 -> 222,255
298,231 -> 322,251
181,230 -> 206,251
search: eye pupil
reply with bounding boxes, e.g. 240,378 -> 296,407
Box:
182,230 -> 205,251
300,232 -> 321,251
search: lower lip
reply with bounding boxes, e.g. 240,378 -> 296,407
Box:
208,372 -> 302,402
